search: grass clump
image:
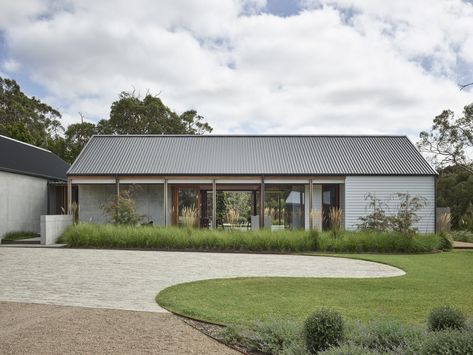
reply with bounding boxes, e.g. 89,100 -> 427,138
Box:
2,231 -> 39,241
303,309 -> 344,354
60,223 -> 444,253
427,305 -> 466,332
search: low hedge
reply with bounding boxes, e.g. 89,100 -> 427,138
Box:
59,223 -> 444,253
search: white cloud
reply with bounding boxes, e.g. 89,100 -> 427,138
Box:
0,0 -> 472,139
2,59 -> 21,72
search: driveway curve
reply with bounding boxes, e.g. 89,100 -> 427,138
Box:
0,248 -> 404,312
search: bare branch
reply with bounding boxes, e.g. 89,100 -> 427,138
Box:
459,82 -> 473,91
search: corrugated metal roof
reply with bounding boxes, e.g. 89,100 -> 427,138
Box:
67,135 -> 437,176
0,135 -> 69,180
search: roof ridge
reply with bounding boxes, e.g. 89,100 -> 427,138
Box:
91,134 -> 409,138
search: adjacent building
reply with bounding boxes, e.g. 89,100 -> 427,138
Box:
0,135 -> 70,239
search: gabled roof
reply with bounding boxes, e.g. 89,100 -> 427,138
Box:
67,135 -> 437,176
0,135 -> 69,181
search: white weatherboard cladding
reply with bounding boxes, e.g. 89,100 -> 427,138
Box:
344,176 -> 435,233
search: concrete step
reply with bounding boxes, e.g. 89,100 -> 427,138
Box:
1,237 -> 40,245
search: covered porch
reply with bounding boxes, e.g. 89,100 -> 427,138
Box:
68,176 -> 345,231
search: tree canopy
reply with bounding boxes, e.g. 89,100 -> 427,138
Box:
104,91 -> 212,135
417,104 -> 473,173
418,103 -> 473,230
0,77 -> 63,151
0,76 -> 212,163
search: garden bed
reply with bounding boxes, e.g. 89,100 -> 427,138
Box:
59,223 -> 444,254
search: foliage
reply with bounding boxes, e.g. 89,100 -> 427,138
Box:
59,224 -> 442,253
346,319 -> 424,353
303,309 -> 344,353
220,320 -> 305,355
436,165 -> 473,229
421,330 -> 473,355
319,343 -> 377,355
0,76 -> 64,155
102,188 -> 143,225
225,208 -> 240,229
427,306 -> 466,332
219,316 -> 473,355
418,103 -> 473,171
450,230 -> 473,243
357,194 -> 392,232
102,91 -> 212,135
63,120 -> 97,163
217,191 -> 251,225
438,233 -> 453,250
2,231 -> 39,241
329,207 -> 343,237
459,202 -> 473,231
0,77 -> 212,163
181,206 -> 199,228
357,193 -> 426,234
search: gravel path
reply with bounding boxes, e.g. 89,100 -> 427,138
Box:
0,302 -> 237,355
0,248 -> 404,312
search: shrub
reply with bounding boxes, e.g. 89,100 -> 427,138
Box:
304,309 -> 344,354
428,306 -> 466,331
219,320 -> 305,355
421,330 -> 473,355
450,230 -> 473,243
319,343 -> 377,355
438,232 -> 453,250
347,319 -> 424,353
102,188 -> 143,225
357,193 -> 426,234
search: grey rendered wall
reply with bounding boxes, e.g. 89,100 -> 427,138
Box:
121,184 -> 165,225
78,184 -> 164,225
344,176 -> 435,233
0,170 -> 48,238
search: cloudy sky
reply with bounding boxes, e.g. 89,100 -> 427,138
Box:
1,0 -> 472,139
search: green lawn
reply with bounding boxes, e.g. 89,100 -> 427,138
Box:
156,251 -> 473,326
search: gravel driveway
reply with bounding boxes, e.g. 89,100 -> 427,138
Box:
0,248 -> 404,312
0,302 -> 237,355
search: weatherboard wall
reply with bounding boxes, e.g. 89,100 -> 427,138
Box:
344,176 -> 436,233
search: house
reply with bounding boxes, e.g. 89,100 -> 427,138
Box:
67,135 -> 437,232
0,135 -> 71,239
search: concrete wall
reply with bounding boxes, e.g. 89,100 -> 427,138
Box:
41,215 -> 73,245
0,170 -> 48,239
78,184 -> 115,223
78,184 -> 165,225
344,176 -> 436,233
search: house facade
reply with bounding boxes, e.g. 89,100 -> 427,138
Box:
67,135 -> 437,232
0,135 -> 70,239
